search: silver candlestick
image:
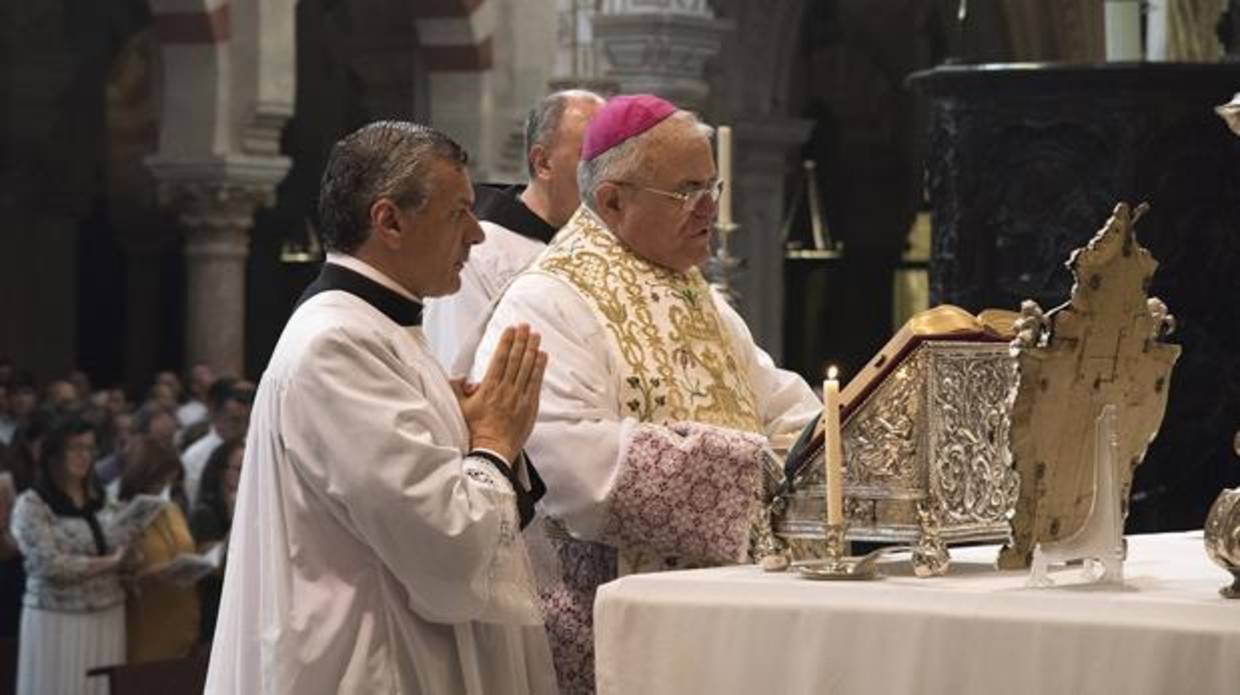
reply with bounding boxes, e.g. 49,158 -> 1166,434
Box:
707,220 -> 743,306
794,519 -> 910,580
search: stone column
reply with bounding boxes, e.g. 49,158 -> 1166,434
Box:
146,1 -> 294,377
151,173 -> 283,377
547,0 -> 620,117
703,0 -> 809,362
429,70 -> 498,178
592,2 -> 732,112
183,210 -> 249,378
731,118 -> 814,363
417,3 -> 499,179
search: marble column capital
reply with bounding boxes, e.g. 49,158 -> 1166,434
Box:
144,154 -> 290,375
592,12 -> 733,111
147,153 -> 290,248
158,181 -> 272,231
600,0 -> 714,17
157,181 -> 269,262
146,153 -> 290,209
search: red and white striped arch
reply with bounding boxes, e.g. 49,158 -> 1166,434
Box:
151,0 -> 232,45
147,0 -> 497,168
413,0 -> 495,72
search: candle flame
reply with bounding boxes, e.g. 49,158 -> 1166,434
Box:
826,365 -> 839,380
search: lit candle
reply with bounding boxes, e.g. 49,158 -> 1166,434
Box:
823,366 -> 843,525
716,125 -> 733,226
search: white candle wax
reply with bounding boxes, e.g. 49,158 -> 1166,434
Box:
1105,0 -> 1142,62
823,367 -> 843,525
717,125 -> 733,226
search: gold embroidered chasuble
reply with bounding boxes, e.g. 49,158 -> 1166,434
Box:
530,207 -> 764,435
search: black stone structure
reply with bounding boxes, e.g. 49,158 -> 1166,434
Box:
909,62 -> 1240,532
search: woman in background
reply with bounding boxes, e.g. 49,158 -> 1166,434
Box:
117,435 -> 199,663
0,408 -> 57,642
10,418 -> 129,695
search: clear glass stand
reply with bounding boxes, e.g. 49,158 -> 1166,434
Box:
1027,403 -> 1126,587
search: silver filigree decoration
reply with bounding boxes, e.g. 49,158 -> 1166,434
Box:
930,351 -> 1021,525
750,447 -> 789,564
771,341 -> 1020,566
846,352 -> 924,484
912,502 -> 950,577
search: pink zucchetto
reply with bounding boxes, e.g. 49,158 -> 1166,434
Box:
580,94 -> 678,161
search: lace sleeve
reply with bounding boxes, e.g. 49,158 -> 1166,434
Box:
462,455 -> 543,626
600,421 -> 767,565
11,493 -> 94,582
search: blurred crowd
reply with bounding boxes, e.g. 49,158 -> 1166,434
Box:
0,357 -> 253,694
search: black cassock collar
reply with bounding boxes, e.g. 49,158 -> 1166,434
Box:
296,262 -> 423,327
473,183 -> 558,245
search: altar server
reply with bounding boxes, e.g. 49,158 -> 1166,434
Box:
471,95 -> 821,693
424,89 -> 603,371
206,121 -> 557,695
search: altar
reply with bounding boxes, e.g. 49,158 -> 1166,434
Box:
593,532 -> 1240,695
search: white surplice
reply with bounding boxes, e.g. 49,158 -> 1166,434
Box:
423,220 -> 547,373
205,257 -> 557,695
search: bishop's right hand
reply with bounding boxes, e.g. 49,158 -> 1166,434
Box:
453,324 -> 548,464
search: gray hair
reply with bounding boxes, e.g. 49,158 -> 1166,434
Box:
523,89 -> 604,178
317,121 -> 468,253
577,111 -> 714,213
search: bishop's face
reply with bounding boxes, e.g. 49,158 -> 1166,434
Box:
611,125 -> 717,273
396,159 -> 484,298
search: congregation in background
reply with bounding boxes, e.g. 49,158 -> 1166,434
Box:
0,358 -> 249,694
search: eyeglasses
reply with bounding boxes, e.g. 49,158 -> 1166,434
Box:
65,442 -> 98,458
611,180 -> 724,212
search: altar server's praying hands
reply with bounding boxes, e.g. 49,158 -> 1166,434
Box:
454,324 -> 548,466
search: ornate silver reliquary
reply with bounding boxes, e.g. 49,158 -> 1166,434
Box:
773,331 -> 1021,570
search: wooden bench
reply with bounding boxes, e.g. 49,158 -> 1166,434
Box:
87,650 -> 209,694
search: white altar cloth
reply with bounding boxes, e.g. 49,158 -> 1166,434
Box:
594,532 -> 1240,695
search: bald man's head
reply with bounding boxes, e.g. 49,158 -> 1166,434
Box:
522,89 -> 605,227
